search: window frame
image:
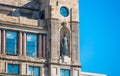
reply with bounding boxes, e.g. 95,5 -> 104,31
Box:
28,66 -> 40,76
60,69 -> 70,76
26,33 -> 38,58
7,64 -> 20,75
6,30 -> 18,55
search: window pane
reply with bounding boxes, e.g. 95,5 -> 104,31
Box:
26,46 -> 37,57
6,44 -> 17,54
26,34 -> 37,58
27,34 -> 37,41
61,69 -> 70,76
34,67 -> 40,76
8,64 -> 12,74
7,64 -> 19,75
65,70 -> 70,76
28,66 -> 40,76
27,41 -> 37,46
60,69 -> 65,76
6,38 -> 17,43
14,65 -> 19,74
6,31 -> 17,39
6,31 -> 17,55
28,66 -> 33,75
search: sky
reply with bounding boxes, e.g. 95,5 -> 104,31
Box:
79,0 -> 120,76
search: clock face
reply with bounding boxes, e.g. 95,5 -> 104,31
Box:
60,7 -> 69,17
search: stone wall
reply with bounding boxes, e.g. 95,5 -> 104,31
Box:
0,13 -> 38,26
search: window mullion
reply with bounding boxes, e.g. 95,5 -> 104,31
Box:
12,65 -> 14,74
0,30 -> 1,54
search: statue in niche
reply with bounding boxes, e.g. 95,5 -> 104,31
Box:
61,33 -> 68,56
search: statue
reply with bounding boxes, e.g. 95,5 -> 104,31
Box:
61,33 -> 68,56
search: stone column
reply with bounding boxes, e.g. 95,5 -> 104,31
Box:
43,35 -> 46,58
0,30 -> 1,54
1,30 -> 6,54
22,32 -> 26,57
18,32 -> 22,56
38,35 -> 42,58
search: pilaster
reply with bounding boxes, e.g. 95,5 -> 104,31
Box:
38,35 -> 42,58
18,31 -> 22,56
22,32 -> 26,57
50,19 -> 60,62
71,21 -> 79,63
1,30 -> 6,55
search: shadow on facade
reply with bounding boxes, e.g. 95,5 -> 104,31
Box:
0,0 -> 45,20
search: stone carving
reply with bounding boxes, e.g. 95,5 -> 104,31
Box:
61,33 -> 68,56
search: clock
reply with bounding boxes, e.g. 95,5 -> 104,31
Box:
60,6 -> 69,17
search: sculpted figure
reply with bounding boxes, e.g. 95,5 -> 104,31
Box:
61,33 -> 68,56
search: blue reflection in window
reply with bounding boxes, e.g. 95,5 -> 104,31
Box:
34,67 -> 40,76
26,34 -> 37,58
60,69 -> 65,76
65,70 -> 70,76
28,66 -> 40,76
8,64 -> 12,74
14,65 -> 19,74
6,31 -> 17,55
7,64 -> 19,75
29,66 -> 33,75
60,69 -> 70,76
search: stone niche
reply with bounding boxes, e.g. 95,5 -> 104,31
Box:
60,26 -> 70,57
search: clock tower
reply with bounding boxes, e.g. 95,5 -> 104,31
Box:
39,0 -> 81,76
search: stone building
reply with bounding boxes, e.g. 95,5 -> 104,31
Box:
0,0 -> 80,76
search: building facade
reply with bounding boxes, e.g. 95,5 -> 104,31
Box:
0,0 -> 80,76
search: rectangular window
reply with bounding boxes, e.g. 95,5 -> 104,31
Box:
7,64 -> 19,75
28,66 -> 40,76
6,31 -> 18,55
26,33 -> 37,58
60,69 -> 70,76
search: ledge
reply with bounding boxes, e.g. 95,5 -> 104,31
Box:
0,13 -> 39,26
0,55 -> 47,64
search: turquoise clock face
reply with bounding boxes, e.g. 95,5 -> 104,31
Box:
60,7 -> 69,17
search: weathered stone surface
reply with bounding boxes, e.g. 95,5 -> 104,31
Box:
0,13 -> 38,26
0,0 -> 81,76
71,22 -> 79,62
51,19 -> 60,59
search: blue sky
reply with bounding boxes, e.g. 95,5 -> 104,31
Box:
79,0 -> 120,76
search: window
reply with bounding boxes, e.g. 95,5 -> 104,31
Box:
60,69 -> 70,76
28,66 -> 40,76
26,34 -> 37,58
6,31 -> 18,55
7,64 -> 19,75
